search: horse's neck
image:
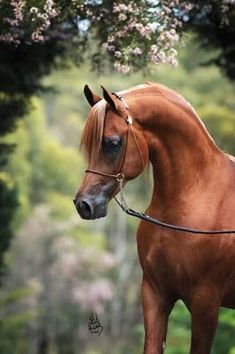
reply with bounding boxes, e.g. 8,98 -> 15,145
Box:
133,94 -> 225,207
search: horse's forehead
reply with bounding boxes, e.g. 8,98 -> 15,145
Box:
90,99 -> 126,134
105,110 -> 126,133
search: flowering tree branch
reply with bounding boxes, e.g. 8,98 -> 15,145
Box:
0,0 -> 233,74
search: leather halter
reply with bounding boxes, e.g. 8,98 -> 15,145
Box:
85,93 -> 145,182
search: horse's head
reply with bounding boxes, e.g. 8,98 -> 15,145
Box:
74,85 -> 148,219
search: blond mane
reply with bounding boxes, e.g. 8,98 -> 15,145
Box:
80,99 -> 107,161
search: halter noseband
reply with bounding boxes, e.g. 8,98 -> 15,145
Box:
85,93 -> 145,183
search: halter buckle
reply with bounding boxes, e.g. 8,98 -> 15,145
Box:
116,173 -> 125,182
126,116 -> 133,125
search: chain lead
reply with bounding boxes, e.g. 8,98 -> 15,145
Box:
114,178 -> 129,212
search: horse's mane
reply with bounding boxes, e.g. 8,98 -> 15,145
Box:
120,82 -> 217,145
119,81 -> 201,123
80,99 -> 106,161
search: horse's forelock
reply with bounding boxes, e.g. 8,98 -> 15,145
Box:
80,100 -> 107,161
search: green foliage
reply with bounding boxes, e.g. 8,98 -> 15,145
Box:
213,308 -> 235,354
167,302 -> 191,354
0,287 -> 39,354
198,105 -> 235,154
0,40 -> 68,272
0,178 -> 17,276
39,139 -> 82,197
47,192 -> 76,220
4,97 -> 83,222
4,120 -> 32,223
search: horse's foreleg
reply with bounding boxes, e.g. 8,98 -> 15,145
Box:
141,275 -> 173,354
189,288 -> 219,354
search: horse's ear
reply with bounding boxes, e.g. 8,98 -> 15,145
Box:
101,85 -> 119,111
84,84 -> 101,107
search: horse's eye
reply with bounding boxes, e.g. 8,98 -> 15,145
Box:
110,140 -> 120,148
103,138 -> 121,154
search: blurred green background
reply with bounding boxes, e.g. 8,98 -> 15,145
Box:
0,36 -> 235,354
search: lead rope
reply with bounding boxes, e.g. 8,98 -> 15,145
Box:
114,179 -> 235,235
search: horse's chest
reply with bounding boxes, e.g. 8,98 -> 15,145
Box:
137,228 -> 235,300
137,233 -> 189,296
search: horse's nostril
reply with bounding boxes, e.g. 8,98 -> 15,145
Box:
74,198 -> 93,219
74,196 -> 106,219
81,200 -> 92,216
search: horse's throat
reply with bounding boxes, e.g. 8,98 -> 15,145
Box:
148,134 -> 221,207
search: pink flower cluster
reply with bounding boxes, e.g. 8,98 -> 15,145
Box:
30,0 -> 59,42
10,0 -> 25,24
0,1 -> 233,72
0,32 -> 20,45
114,62 -> 131,74
1,0 -> 26,44
101,0 -> 185,73
0,0 -> 60,45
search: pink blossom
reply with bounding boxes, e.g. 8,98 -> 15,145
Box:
114,62 -> 131,74
114,51 -> 122,58
11,0 -> 25,23
166,55 -> 178,67
31,32 -> 45,42
0,33 -> 20,44
151,44 -> 158,54
29,7 -> 38,15
132,47 -> 142,55
0,0 -> 60,45
113,4 -> 128,13
134,23 -> 153,39
118,13 -> 127,21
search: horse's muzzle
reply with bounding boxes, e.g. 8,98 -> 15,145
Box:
73,195 -> 107,220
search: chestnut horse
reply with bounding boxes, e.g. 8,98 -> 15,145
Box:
74,82 -> 235,354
